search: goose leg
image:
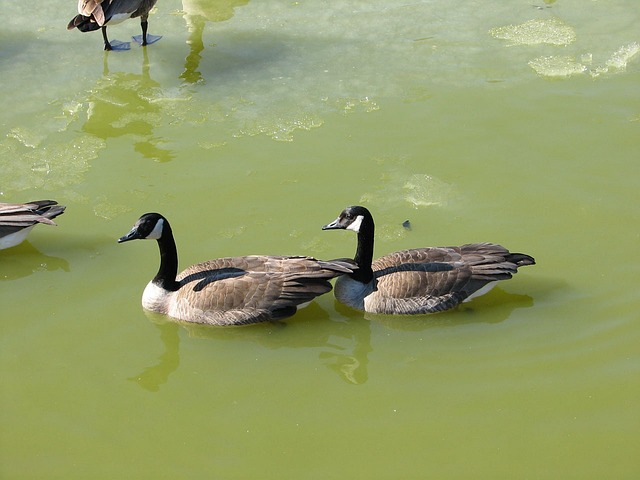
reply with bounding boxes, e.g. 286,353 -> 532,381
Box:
102,25 -> 131,51
132,16 -> 162,46
102,26 -> 111,50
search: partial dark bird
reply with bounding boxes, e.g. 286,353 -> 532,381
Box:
118,213 -> 356,326
67,0 -> 162,51
0,200 -> 66,250
322,205 -> 535,315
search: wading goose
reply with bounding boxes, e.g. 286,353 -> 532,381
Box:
322,205 -> 535,315
118,213 -> 356,326
68,0 -> 162,51
0,200 -> 66,250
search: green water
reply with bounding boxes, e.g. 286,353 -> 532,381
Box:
2,0 -> 639,478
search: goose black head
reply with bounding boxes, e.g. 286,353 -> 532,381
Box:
118,213 -> 167,243
322,205 -> 373,234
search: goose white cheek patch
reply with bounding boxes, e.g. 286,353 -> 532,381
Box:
346,215 -> 364,233
147,218 -> 164,240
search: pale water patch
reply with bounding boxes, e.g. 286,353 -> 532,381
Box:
234,111 -> 325,142
7,127 -> 47,150
488,5 -> 639,80
93,196 -> 133,220
528,42 -> 640,78
0,135 -> 103,191
590,42 -> 640,77
357,156 -> 458,214
528,55 -> 587,78
403,174 -> 455,209
489,17 -> 577,46
356,171 -> 457,243
606,42 -> 640,70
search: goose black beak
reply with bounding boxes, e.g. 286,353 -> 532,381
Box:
118,228 -> 140,243
322,217 -> 344,230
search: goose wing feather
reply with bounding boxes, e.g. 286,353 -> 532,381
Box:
69,0 -> 106,28
0,201 -> 66,228
77,0 -> 105,17
171,256 -> 352,326
372,246 -> 471,299
371,243 -> 531,307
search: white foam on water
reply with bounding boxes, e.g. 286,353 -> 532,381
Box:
528,55 -> 587,78
489,18 -> 577,46
605,42 -> 640,71
527,43 -> 639,79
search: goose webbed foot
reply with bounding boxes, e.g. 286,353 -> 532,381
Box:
105,39 -> 131,51
132,34 -> 162,46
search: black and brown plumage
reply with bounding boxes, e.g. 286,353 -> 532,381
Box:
118,213 -> 356,326
67,0 -> 162,51
0,200 -> 66,250
322,205 -> 535,315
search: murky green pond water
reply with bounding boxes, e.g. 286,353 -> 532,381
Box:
2,0 -> 639,478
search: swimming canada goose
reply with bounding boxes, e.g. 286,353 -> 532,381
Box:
0,200 -> 66,250
118,213 -> 356,326
322,205 -> 535,315
68,0 -> 162,51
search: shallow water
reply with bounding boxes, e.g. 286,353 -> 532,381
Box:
1,0 -> 639,478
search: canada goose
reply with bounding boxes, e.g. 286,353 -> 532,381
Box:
118,213 -> 356,326
0,200 -> 66,250
68,0 -> 162,51
322,205 -> 535,315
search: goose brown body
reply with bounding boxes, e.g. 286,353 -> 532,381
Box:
119,213 -> 355,326
323,206 -> 535,315
68,0 -> 160,50
0,200 -> 66,250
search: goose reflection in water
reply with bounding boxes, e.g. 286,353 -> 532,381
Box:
127,289 -> 534,391
0,242 -> 70,281
81,49 -> 175,162
127,287 -> 536,391
180,0 -> 249,84
362,289 -> 535,332
128,312 -> 181,392
128,304 -> 373,389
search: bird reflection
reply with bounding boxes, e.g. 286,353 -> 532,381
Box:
0,241 -> 70,280
317,317 -> 372,385
127,289 -> 536,390
128,302 -> 372,389
128,312 -> 181,392
180,0 -> 249,84
81,49 -> 175,162
187,303 -> 372,385
367,288 -> 535,331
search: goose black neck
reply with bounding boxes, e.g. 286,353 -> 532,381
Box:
153,222 -> 180,291
352,216 -> 375,284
